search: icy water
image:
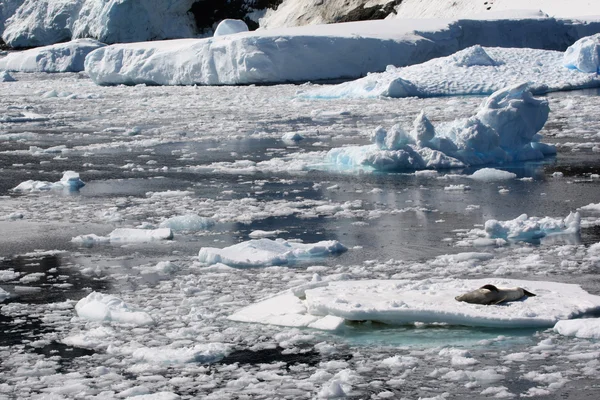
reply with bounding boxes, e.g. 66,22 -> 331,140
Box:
1,73 -> 600,399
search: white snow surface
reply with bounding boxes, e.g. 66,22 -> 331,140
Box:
0,39 -> 105,72
198,238 -> 348,268
305,45 -> 600,99
230,278 -> 600,329
325,83 -> 554,171
554,318 -> 600,339
213,19 -> 249,37
84,17 -> 600,86
564,34 -> 600,74
12,171 -> 85,192
75,292 -> 154,326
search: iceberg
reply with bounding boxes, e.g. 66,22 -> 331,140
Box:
84,17 -> 600,86
229,279 -> 600,329
563,34 -> 600,74
75,292 -> 154,326
158,214 -> 215,232
12,171 -> 85,192
0,39 -> 105,72
198,238 -> 347,268
305,45 -> 600,99
325,83 -> 554,172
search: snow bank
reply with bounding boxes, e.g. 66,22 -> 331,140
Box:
84,17 -> 600,86
325,83 -> 554,172
12,171 -> 85,192
72,228 -> 173,246
213,19 -> 248,37
158,214 -> 215,232
484,212 -> 580,242
554,318 -> 600,339
230,279 -> 600,329
75,292 -> 154,326
198,238 -> 347,268
0,39 -> 105,72
305,45 -> 600,99
563,34 -> 600,74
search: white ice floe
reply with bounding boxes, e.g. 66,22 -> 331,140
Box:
304,45 -> 600,99
0,39 -> 105,72
72,228 -> 173,246
75,292 -> 154,325
563,34 -> 600,74
281,131 -> 304,144
158,214 -> 215,232
129,342 -> 230,365
326,83 -> 554,171
12,171 -> 85,192
198,238 -> 347,268
84,17 -> 600,86
0,287 -> 9,302
579,203 -> 600,212
248,230 -> 286,239
213,19 -> 248,37
483,212 -> 580,242
229,279 -> 600,329
469,168 -> 517,181
554,318 -> 600,339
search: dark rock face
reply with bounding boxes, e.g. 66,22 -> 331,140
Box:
189,0 -> 284,33
336,0 -> 402,23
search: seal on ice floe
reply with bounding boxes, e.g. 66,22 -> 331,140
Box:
455,284 -> 536,305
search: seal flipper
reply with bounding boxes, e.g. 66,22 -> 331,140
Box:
480,284 -> 499,292
522,289 -> 536,297
490,296 -> 507,305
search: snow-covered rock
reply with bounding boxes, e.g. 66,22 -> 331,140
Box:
0,39 -> 105,72
213,19 -> 248,37
84,17 -> 600,86
325,83 -> 553,172
75,292 -> 154,325
12,171 -> 85,192
305,45 -> 600,99
564,34 -> 600,74
198,238 -> 347,268
229,278 -> 600,329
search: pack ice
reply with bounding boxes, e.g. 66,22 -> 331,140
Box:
326,83 -> 554,171
75,292 -> 154,326
0,39 -> 105,72
12,171 -> 85,192
198,238 -> 347,268
305,44 -> 600,99
72,228 -> 173,246
229,279 -> 600,329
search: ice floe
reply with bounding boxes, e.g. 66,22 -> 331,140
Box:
75,292 -> 154,326
563,33 -> 600,74
12,171 -> 85,192
483,212 -> 580,242
158,214 -> 215,232
198,238 -> 347,268
230,279 -> 600,329
0,39 -> 105,72
554,318 -> 600,339
84,18 -> 600,86
72,228 -> 173,246
304,45 -> 600,99
469,168 -> 517,181
325,83 -> 554,171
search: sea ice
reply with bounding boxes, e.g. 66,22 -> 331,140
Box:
213,19 -> 248,37
12,171 -> 85,192
484,212 -> 580,242
229,279 -> 600,329
198,238 -> 347,268
563,34 -> 600,74
0,39 -> 105,72
325,83 -> 553,171
469,168 -> 517,181
71,228 -> 173,245
158,214 -> 215,232
0,287 -> 9,302
554,318 -> 600,339
305,45 -> 600,99
75,292 -> 154,326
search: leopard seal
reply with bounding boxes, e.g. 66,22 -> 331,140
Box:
455,284 -> 536,305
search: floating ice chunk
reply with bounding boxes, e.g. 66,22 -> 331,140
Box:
231,279 -> 600,329
126,392 -> 180,400
579,203 -> 600,212
12,171 -> 85,192
199,238 -> 347,268
0,287 -> 9,302
563,34 -> 600,74
469,168 -> 517,181
0,71 -> 16,82
554,318 -> 600,339
158,215 -> 215,232
0,39 -> 106,73
445,184 -> 471,191
281,131 -> 304,143
131,343 -> 230,364
213,19 -> 249,37
71,234 -> 110,247
484,212 -> 580,241
75,292 -> 154,326
109,228 -> 173,243
411,111 -> 436,145
248,230 -> 286,239
452,45 -> 499,67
